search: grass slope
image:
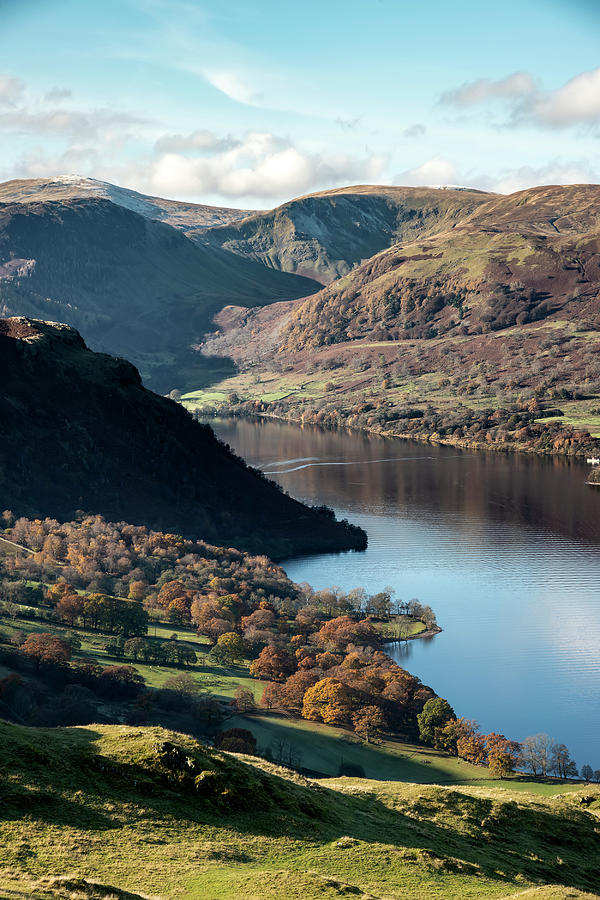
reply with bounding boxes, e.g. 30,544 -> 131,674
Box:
0,721 -> 599,900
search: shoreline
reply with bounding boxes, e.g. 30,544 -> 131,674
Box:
201,408 -> 596,462
380,624 -> 443,645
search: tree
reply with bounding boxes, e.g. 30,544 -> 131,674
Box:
520,733 -> 555,776
456,729 -> 487,765
211,632 -> 245,666
302,678 -> 352,725
46,582 -> 75,607
581,764 -> 594,783
249,646 -> 294,681
54,593 -> 84,626
417,697 -> 456,745
551,743 -> 578,780
351,705 -> 387,743
124,637 -> 146,661
232,685 -> 256,713
486,733 -> 520,777
98,665 -> 144,698
21,633 -> 72,669
215,728 -> 257,754
163,673 -> 201,696
315,616 -> 380,650
260,682 -> 283,710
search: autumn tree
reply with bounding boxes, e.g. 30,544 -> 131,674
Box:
280,670 -> 319,712
302,677 -> 352,725
456,727 -> 487,765
208,631 -> 245,666
21,633 -> 72,669
315,616 -> 380,650
249,646 -> 294,681
486,733 -> 520,777
351,705 -> 387,743
260,682 -> 283,710
55,593 -> 84,626
46,582 -> 75,607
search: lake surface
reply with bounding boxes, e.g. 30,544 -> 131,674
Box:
212,418 -> 600,768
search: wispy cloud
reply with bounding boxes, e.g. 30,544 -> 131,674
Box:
203,69 -> 263,106
402,123 -> 426,138
441,72 -> 537,107
0,75 -> 25,107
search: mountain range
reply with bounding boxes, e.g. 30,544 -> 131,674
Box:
3,176 -> 600,451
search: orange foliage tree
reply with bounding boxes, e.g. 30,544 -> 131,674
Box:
301,677 -> 352,725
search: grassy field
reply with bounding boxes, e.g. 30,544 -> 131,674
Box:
0,609 -> 263,700
228,712 -> 587,794
0,721 -> 598,900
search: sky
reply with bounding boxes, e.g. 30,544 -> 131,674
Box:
0,0 -> 599,207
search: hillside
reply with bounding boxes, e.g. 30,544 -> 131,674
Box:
1,721 -> 599,900
199,184 -> 489,284
0,317 -> 365,557
283,184 -> 600,347
0,179 -> 319,391
188,185 -> 600,456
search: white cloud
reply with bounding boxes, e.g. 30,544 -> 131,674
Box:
0,75 -> 25,107
154,129 -> 237,154
529,67 -> 600,127
146,131 -> 386,200
442,66 -> 600,130
441,72 -> 536,107
489,160 -> 599,193
395,156 -> 459,186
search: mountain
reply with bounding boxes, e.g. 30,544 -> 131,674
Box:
188,184 -> 600,456
199,184 -> 490,284
0,317 -> 365,557
282,184 -> 600,348
0,175 -> 254,229
0,177 -> 320,392
1,721 -> 599,900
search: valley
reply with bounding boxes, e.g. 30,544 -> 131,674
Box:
2,178 -> 600,898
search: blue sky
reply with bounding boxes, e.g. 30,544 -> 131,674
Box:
0,0 -> 599,206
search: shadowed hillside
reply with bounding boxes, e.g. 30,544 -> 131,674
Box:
0,317 -> 365,558
0,181 -> 320,392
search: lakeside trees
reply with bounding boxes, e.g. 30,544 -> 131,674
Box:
3,514 -> 590,781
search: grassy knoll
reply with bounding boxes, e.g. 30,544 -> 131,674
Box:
0,721 -> 598,900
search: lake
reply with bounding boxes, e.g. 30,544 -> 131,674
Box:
212,417 -> 600,769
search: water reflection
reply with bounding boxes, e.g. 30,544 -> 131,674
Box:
212,418 -> 600,767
